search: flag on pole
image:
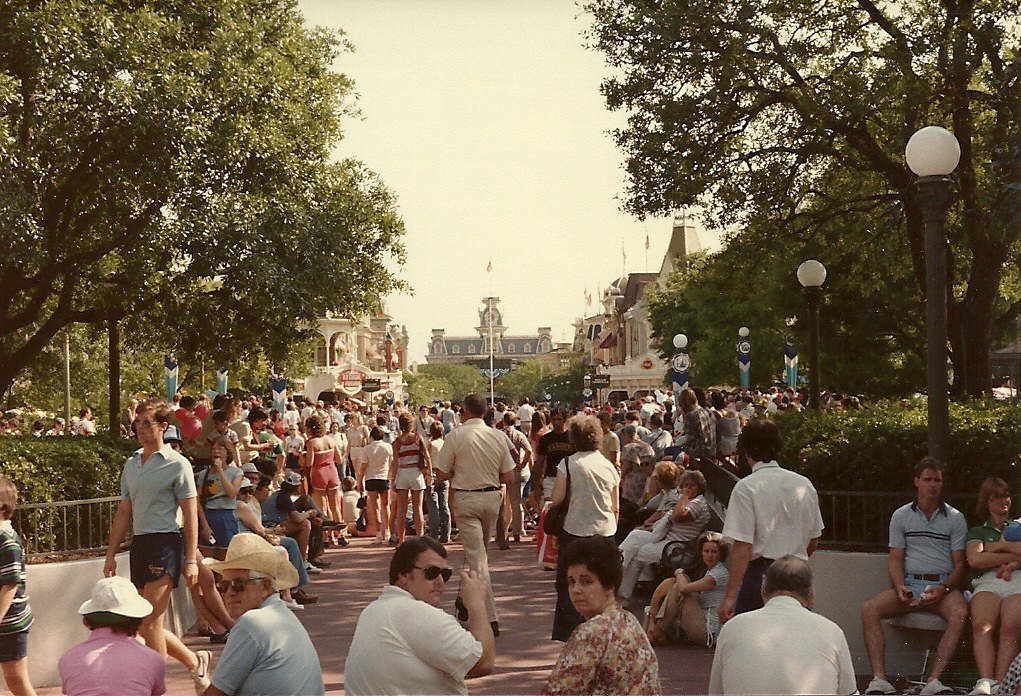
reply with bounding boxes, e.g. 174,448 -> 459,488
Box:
584,288 -> 591,306
487,260 -> 493,273
215,366 -> 228,395
645,234 -> 650,250
270,374 -> 287,413
164,354 -> 178,402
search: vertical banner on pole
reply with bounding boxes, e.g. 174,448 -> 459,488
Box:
270,375 -> 287,413
164,354 -> 178,402
215,366 -> 229,395
784,333 -> 798,388
737,339 -> 751,388
671,352 -> 690,395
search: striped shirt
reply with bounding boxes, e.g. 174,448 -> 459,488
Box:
889,501 -> 967,576
0,521 -> 32,634
396,436 -> 423,469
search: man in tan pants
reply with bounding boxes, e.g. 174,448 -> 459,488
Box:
433,393 -> 515,636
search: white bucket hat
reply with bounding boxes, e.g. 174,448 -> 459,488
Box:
78,576 -> 153,618
203,534 -> 299,590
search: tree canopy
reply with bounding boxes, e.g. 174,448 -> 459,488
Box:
586,0 -> 1021,395
0,0 -> 406,396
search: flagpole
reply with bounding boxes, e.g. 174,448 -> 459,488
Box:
488,262 -> 495,404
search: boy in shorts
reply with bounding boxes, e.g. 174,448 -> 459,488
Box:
0,477 -> 34,695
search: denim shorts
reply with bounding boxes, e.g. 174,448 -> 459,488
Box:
365,479 -> 390,493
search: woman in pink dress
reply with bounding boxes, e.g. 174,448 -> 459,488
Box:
304,415 -> 344,538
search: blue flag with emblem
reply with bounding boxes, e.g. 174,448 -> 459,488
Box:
216,367 -> 228,395
784,335 -> 798,389
270,375 -> 287,413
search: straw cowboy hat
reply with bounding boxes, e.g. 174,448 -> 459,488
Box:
203,534 -> 299,590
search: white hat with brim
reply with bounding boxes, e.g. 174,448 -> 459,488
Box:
78,576 -> 154,618
203,534 -> 299,590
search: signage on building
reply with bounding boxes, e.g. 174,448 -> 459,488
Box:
337,370 -> 364,396
591,374 -> 611,388
362,378 -> 382,393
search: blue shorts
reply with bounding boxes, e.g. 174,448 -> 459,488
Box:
0,630 -> 29,662
906,573 -> 948,608
365,479 -> 390,493
204,508 -> 239,548
130,531 -> 183,589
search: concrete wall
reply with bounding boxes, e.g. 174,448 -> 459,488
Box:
25,552 -> 196,688
810,550 -> 946,679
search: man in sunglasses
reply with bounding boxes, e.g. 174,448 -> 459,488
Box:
345,537 -> 495,696
203,534 -> 324,696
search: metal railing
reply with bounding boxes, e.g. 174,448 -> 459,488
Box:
12,496 -> 123,560
817,490 -> 975,552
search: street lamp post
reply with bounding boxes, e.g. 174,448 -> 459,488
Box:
906,126 -> 960,463
671,333 -> 690,401
797,260 -> 827,410
737,326 -> 751,388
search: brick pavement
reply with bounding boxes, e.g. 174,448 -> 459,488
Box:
40,536 -> 714,695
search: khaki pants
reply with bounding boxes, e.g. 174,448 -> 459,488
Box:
451,490 -> 501,623
647,573 -> 709,646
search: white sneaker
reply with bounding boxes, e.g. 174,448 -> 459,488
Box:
920,679 -> 953,695
970,678 -> 997,695
284,599 -> 303,611
191,649 -> 212,695
865,677 -> 896,695
304,562 -> 322,575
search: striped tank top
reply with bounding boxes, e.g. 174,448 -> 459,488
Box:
396,437 -> 422,469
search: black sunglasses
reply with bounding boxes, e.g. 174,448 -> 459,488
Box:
216,578 -> 260,593
414,565 -> 452,582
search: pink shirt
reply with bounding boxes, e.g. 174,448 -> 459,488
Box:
58,627 -> 166,696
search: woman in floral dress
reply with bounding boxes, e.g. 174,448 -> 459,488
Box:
544,536 -> 660,695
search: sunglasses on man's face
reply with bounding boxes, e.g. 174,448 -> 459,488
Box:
415,565 -> 452,582
216,577 -> 260,594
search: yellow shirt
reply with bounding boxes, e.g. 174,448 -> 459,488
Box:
433,419 -> 515,490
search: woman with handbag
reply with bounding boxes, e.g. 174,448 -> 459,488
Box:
392,412 -> 432,544
548,415 -> 619,642
617,470 -> 711,605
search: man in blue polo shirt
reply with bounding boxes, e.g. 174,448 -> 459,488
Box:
860,456 -> 968,695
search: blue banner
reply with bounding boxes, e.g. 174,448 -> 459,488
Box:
164,354 -> 178,402
737,340 -> 751,388
215,366 -> 228,395
270,376 -> 287,413
671,352 -> 690,394
784,334 -> 798,389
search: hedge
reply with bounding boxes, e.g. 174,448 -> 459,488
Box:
0,435 -> 135,504
773,399 -> 1021,493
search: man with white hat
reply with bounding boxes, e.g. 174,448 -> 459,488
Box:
59,576 -> 166,696
203,534 -> 324,696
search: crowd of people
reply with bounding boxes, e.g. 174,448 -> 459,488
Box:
1,385 -> 1019,695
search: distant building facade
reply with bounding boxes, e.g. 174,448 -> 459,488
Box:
426,297 -> 555,372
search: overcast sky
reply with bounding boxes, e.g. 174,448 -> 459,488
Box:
298,0 -> 717,363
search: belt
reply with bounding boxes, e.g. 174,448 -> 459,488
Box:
910,573 -> 943,582
454,486 -> 500,493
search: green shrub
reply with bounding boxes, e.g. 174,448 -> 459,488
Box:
0,435 -> 136,504
773,399 -> 1020,493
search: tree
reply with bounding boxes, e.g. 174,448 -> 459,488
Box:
494,361 -> 547,403
405,364 -> 488,406
0,0 -> 406,396
538,360 -> 588,407
585,0 -> 1021,396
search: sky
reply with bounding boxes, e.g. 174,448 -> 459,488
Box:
297,0 -> 718,364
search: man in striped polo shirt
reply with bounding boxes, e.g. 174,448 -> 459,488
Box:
860,456 -> 969,695
0,477 -> 33,695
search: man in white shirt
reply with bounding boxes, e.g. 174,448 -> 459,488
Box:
345,537 -> 494,695
709,555 -> 855,695
516,398 -> 534,436
719,418 -> 823,623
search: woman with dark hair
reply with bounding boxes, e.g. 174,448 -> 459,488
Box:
645,531 -> 730,646
965,477 -> 1021,694
393,411 -> 431,544
305,415 -> 345,541
550,415 -> 619,642
196,438 -> 244,549
360,425 -> 394,545
543,536 -> 660,695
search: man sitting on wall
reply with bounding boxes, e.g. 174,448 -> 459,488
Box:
860,456 -> 968,695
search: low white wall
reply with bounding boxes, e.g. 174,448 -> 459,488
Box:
26,552 -> 196,688
810,550 -> 946,679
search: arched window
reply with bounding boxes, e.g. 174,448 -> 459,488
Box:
468,344 -> 477,354
507,344 -> 515,353
523,343 -> 532,353
452,345 -> 460,354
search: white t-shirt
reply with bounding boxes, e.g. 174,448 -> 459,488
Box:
283,409 -> 300,429
363,441 -> 393,481
517,403 -> 535,425
76,419 -> 96,436
558,450 -> 620,538
345,585 -> 482,696
284,434 -> 305,455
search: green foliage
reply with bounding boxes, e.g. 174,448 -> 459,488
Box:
537,360 -> 588,407
0,0 -> 406,396
585,0 -> 1021,395
773,400 -> 1021,493
495,361 -> 547,403
404,365 -> 488,406
0,435 -> 133,504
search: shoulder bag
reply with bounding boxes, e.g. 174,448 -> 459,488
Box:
542,455 -> 573,536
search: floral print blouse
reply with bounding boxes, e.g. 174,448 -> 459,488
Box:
544,602 -> 661,695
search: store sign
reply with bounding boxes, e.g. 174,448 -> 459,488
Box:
337,370 -> 364,396
362,378 -> 382,393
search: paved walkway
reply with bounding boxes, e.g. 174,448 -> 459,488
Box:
42,536 -> 714,695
